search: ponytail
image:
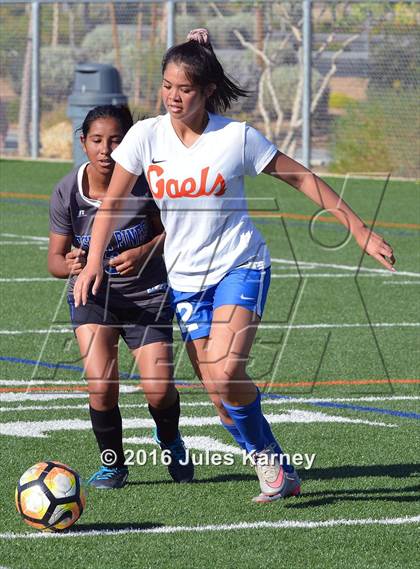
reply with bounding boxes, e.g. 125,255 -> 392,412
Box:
162,28 -> 248,114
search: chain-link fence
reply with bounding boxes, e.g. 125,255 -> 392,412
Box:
0,1 -> 418,176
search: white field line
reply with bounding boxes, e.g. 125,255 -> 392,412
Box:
0,386 -> 139,402
382,281 -> 420,285
0,380 -> 87,385
1,515 -> 419,540
271,258 -> 420,278
0,402 -> 185,412
271,273 -> 416,280
1,395 -> 419,413
0,233 -> 48,241
1,256 -> 419,281
0,329 -> 72,334
258,322 -> 420,330
0,241 -> 49,246
0,278 -> 56,282
1,260 -> 419,282
2,322 -> 418,336
0,411 -> 396,437
0,274 -> 416,283
0,379 -> 418,403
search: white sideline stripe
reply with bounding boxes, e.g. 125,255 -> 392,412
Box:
382,281 -> 420,285
0,241 -> 49,246
0,393 -> 420,412
1,378 -> 420,403
262,396 -> 420,403
0,329 -> 72,334
258,322 -> 420,330
0,380 -> 86,385
0,233 -> 48,241
0,277 -> 56,282
0,393 -> 88,403
271,273 -> 369,279
0,382 -> 140,403
271,273 -> 418,281
1,274 -> 414,282
271,258 -> 420,278
0,402 -> 186,412
1,395 -> 419,411
1,515 -> 419,540
1,322 -> 419,335
0,380 -> 144,388
0,411 -> 396,437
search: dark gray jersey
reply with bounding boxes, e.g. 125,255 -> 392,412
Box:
49,164 -> 168,305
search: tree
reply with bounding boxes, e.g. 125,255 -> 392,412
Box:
210,1 -> 360,156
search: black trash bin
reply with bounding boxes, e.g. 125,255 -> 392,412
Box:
67,63 -> 127,166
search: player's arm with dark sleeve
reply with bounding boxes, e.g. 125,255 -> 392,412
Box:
108,192 -> 166,277
48,185 -> 86,278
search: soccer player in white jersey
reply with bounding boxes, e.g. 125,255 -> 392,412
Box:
74,30 -> 396,503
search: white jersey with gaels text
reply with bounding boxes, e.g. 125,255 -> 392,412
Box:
111,113 -> 277,292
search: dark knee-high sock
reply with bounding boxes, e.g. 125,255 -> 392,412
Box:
89,405 -> 125,468
148,391 -> 180,444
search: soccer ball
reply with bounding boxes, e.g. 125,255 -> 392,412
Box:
15,461 -> 86,532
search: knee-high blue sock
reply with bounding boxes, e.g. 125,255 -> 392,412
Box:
222,390 -> 266,453
261,415 -> 293,472
261,415 -> 282,454
220,420 -> 247,450
222,415 -> 280,454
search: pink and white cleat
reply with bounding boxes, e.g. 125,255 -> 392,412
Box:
251,446 -> 301,503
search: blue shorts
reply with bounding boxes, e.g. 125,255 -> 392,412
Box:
170,267 -> 271,341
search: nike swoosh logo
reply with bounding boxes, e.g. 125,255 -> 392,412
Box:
240,294 -> 255,301
151,158 -> 166,164
266,468 -> 285,490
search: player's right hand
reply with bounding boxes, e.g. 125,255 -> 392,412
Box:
65,248 -> 86,276
73,263 -> 103,307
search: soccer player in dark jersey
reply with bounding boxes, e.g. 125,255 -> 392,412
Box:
48,105 -> 193,488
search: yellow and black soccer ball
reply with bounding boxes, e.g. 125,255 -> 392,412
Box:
15,461 -> 86,532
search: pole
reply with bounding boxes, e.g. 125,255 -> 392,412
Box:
166,0 -> 175,49
302,0 -> 312,168
31,1 -> 40,158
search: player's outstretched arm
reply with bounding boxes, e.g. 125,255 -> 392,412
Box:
263,151 -> 396,272
73,164 -> 139,306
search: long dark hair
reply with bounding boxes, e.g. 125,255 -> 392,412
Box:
80,104 -> 133,137
162,35 -> 248,114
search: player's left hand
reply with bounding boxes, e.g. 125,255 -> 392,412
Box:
354,225 -> 396,272
108,247 -> 149,276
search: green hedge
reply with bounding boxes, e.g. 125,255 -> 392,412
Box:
330,89 -> 419,178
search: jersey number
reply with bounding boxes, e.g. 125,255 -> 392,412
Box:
176,302 -> 199,333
